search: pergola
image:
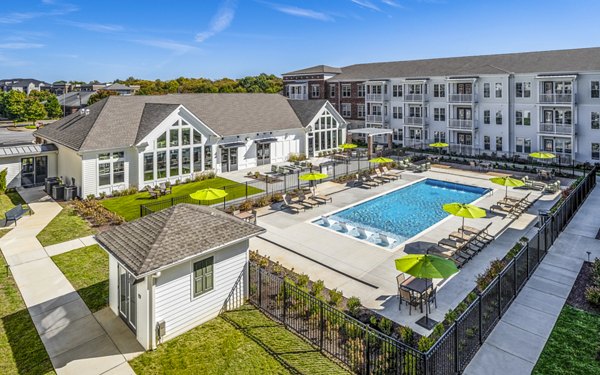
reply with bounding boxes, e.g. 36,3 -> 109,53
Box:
347,128 -> 393,157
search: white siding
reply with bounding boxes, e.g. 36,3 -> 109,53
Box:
0,152 -> 57,188
154,240 -> 248,342
56,145 -> 82,192
108,254 -> 118,315
81,152 -> 97,197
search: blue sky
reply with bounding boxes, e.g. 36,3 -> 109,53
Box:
1,0 -> 600,82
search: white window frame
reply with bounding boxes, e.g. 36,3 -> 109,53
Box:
495,83 -> 503,98
357,104 -> 365,118
341,84 -> 351,98
592,81 -> 600,99
311,84 -> 320,98
433,84 -> 445,98
341,103 -> 351,117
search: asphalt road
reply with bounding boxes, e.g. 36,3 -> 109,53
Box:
0,126 -> 35,146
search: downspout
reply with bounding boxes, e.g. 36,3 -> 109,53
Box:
150,271 -> 161,350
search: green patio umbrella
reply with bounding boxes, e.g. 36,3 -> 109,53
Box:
442,202 -> 486,233
489,176 -> 525,198
368,157 -> 394,164
395,254 -> 459,329
299,172 -> 328,181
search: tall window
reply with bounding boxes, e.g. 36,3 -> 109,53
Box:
495,83 -> 503,98
515,110 -> 531,126
341,103 -> 351,117
433,84 -> 445,98
484,136 -> 490,150
329,84 -> 336,98
357,104 -> 365,118
496,136 -> 503,151
592,143 -> 600,160
516,82 -> 531,98
524,139 -> 531,153
169,128 -> 179,147
592,81 -> 600,98
204,146 -> 212,170
98,151 -> 125,187
357,84 -> 365,97
306,110 -> 341,156
311,84 -> 320,98
181,128 -> 191,146
392,84 -> 403,97
516,137 -> 524,153
434,108 -> 445,121
181,148 -> 191,174
143,153 -> 154,181
484,110 -> 490,124
483,83 -> 490,98
495,111 -> 503,125
193,257 -> 214,297
592,112 -> 600,129
342,84 -> 351,98
434,131 -> 446,143
392,106 -> 402,119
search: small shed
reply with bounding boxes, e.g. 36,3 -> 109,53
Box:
96,204 -> 265,350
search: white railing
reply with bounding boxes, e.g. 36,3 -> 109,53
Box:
366,93 -> 383,101
404,116 -> 424,125
538,123 -> 575,135
288,93 -> 307,100
538,93 -> 573,104
448,119 -> 474,129
366,115 -> 383,123
404,94 -> 424,102
448,93 -> 473,103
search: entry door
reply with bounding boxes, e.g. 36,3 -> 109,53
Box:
457,133 -> 473,145
220,148 -> 239,172
21,157 -> 35,187
456,108 -> 472,120
256,143 -> 271,166
35,156 -> 48,184
118,265 -> 137,331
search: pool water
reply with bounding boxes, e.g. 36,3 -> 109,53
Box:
314,179 -> 489,248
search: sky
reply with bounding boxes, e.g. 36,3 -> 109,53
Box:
1,0 -> 600,82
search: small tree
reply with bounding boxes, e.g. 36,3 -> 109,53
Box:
45,95 -> 63,118
0,168 -> 7,193
24,98 -> 47,125
5,90 -> 26,121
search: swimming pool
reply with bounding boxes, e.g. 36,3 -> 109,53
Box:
314,179 -> 490,248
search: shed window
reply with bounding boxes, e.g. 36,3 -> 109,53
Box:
193,257 -> 214,297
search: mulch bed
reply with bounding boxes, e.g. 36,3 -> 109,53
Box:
566,261 -> 600,315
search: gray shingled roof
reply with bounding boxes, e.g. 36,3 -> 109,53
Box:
308,47 -> 600,81
289,100 -> 328,126
35,93 -> 330,152
57,91 -> 96,107
284,65 -> 343,75
0,143 -> 57,158
96,204 -> 265,278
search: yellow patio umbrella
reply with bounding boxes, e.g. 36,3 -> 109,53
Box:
368,157 -> 394,164
529,152 -> 556,160
442,202 -> 486,232
429,142 -> 449,155
299,172 -> 328,181
489,176 -> 525,198
190,188 -> 228,201
339,143 -> 358,150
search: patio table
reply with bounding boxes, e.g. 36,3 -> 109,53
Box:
401,278 -> 432,313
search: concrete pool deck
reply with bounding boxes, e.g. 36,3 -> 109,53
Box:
250,166 -> 562,336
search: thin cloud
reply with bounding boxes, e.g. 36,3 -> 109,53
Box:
0,1 -> 78,24
381,0 -> 403,7
270,4 -> 333,21
132,39 -> 197,54
195,0 -> 236,43
0,42 -> 45,49
351,0 -> 381,11
62,21 -> 124,32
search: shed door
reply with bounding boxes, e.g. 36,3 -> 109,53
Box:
118,265 -> 137,332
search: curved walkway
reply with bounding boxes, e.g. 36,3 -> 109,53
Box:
0,187 -> 138,375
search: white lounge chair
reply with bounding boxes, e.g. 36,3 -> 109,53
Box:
337,221 -> 350,233
378,233 -> 394,247
356,227 -> 369,239
321,215 -> 332,227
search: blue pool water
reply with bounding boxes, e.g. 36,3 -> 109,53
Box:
316,179 -> 489,247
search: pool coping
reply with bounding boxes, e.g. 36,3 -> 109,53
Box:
307,177 -> 495,252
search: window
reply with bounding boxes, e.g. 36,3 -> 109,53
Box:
204,146 -> 212,170
392,84 -> 403,97
311,84 -> 320,98
592,81 -> 600,98
524,139 -> 531,153
433,84 -> 445,98
495,83 -> 502,98
357,84 -> 365,97
483,83 -> 490,98
515,110 -> 531,126
341,103 -> 351,117
169,149 -> 179,177
593,112 -> 600,129
495,111 -> 503,125
592,143 -> 600,160
516,137 -> 532,153
484,110 -> 491,124
157,132 -> 167,148
193,147 -> 202,172
433,131 -> 446,143
143,153 -> 154,181
329,84 -> 336,98
392,106 -> 402,119
113,161 -> 124,183
357,104 -> 365,118
516,138 -> 524,153
98,151 -> 125,186
484,136 -> 490,150
181,148 -> 191,174
98,163 -> 110,186
434,108 -> 446,121
342,84 -> 351,98
496,136 -> 503,151
157,151 -> 167,178
516,82 -> 531,98
193,257 -> 214,297
193,129 -> 202,144
181,128 -> 190,146
169,129 -> 179,147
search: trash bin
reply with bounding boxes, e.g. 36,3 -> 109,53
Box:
64,186 -> 78,201
45,177 -> 59,193
52,185 -> 65,201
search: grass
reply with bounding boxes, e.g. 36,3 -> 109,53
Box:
0,251 -> 55,374
130,305 -> 348,375
0,191 -> 26,220
51,245 -> 108,313
36,205 -> 97,246
101,177 -> 262,221
533,305 -> 600,375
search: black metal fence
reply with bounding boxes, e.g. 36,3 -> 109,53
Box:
221,166 -> 597,374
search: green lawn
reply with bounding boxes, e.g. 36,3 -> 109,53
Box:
51,245 -> 108,313
36,205 -> 97,246
101,177 -> 263,221
0,191 -> 26,220
130,305 -> 348,375
0,252 -> 55,374
533,305 -> 600,375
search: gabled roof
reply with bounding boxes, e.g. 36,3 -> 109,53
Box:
35,93 -> 330,152
96,204 -> 265,278
57,91 -> 96,107
283,65 -> 342,76
0,78 -> 50,86
288,99 -> 329,126
104,83 -> 134,91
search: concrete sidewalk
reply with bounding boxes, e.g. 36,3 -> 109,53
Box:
464,184 -> 600,375
0,187 -> 140,374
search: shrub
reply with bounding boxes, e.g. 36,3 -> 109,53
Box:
193,170 -> 216,181
0,168 -> 7,193
347,296 -> 361,315
238,200 -> 253,211
86,194 -> 95,200
418,336 -> 435,352
369,316 -> 378,327
254,195 -> 271,208
398,326 -> 414,344
378,317 -> 393,336
297,273 -> 309,289
432,323 -> 445,339
99,192 -> 107,199
585,286 -> 600,306
328,288 -> 343,307
476,259 -> 506,292
271,193 -> 283,203
311,279 -> 325,297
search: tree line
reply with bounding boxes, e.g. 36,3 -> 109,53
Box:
0,90 -> 62,123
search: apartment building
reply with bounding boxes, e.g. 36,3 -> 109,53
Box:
283,47 -> 600,164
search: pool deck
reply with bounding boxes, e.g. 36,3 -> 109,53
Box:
249,166 -> 563,336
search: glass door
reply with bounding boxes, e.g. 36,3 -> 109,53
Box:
229,148 -> 238,171
35,156 -> 47,184
220,148 -> 229,172
21,158 -> 35,187
256,143 -> 271,166
118,265 -> 137,331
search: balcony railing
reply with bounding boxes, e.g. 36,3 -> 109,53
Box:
448,119 -> 475,130
404,93 -> 424,102
404,116 -> 424,125
538,93 -> 573,104
538,123 -> 575,135
288,93 -> 307,100
448,93 -> 473,103
366,114 -> 383,123
366,93 -> 383,101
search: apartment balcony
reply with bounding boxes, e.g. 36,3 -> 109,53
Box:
404,116 -> 425,126
404,94 -> 424,102
538,93 -> 573,104
366,93 -> 383,101
288,93 -> 307,100
366,114 -> 383,123
448,119 -> 476,130
448,93 -> 473,103
538,123 -> 575,135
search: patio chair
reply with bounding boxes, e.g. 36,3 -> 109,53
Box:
382,166 -> 402,178
298,192 -> 319,207
375,168 -> 394,182
361,177 -> 379,188
145,186 -> 159,199
377,233 -> 394,248
425,286 -> 438,313
282,194 -> 305,213
355,227 -> 369,239
367,174 -> 386,185
336,221 -> 350,233
396,273 -> 406,291
460,223 -> 494,245
321,215 -> 332,227
399,287 -> 421,315
159,182 -> 172,195
271,165 -> 279,174
545,180 -> 561,193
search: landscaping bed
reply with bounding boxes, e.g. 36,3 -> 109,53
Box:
36,204 -> 99,246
